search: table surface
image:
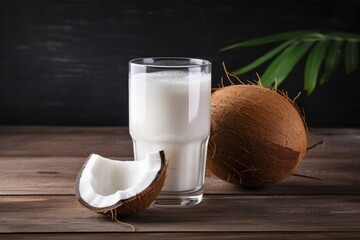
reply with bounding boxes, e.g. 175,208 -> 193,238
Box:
0,126 -> 359,239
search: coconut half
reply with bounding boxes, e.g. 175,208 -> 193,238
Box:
76,151 -> 166,217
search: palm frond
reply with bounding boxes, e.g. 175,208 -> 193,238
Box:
344,41 -> 359,73
232,40 -> 294,75
304,41 -> 329,95
320,40 -> 344,85
220,30 -> 317,51
261,41 -> 313,87
222,30 -> 360,94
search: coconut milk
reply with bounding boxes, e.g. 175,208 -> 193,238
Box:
129,71 -> 211,192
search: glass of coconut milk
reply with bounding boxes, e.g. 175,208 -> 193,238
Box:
129,57 -> 211,206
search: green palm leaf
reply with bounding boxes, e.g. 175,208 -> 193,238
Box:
232,40 -> 295,75
326,31 -> 360,40
261,41 -> 313,87
220,30 -> 318,51
304,41 -> 329,95
344,40 -> 359,73
320,40 -> 344,85
222,30 -> 360,94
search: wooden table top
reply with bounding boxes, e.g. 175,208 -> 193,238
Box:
0,126 -> 359,239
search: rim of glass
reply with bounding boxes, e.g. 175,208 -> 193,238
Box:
129,57 -> 211,69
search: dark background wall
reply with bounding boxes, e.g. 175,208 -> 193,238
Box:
1,0 -> 359,127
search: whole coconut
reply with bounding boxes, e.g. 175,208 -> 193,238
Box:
207,84 -> 308,188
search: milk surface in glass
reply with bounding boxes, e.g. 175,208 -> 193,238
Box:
129,71 -> 211,193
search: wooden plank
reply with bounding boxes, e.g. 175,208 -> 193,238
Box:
305,128 -> 360,157
0,195 -> 359,233
0,127 -> 359,195
0,154 -> 359,195
0,126 -> 133,157
0,126 -> 359,157
1,232 -> 359,240
206,156 -> 360,195
0,157 -> 82,195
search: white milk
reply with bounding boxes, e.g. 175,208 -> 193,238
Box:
129,71 -> 211,192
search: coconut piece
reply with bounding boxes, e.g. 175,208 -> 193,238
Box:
207,84 -> 308,188
76,151 -> 166,217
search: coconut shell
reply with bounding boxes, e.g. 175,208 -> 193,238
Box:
207,85 -> 308,188
76,151 -> 166,218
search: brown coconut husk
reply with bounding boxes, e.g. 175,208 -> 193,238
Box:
207,66 -> 309,188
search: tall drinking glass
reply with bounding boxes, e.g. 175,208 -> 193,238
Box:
129,57 -> 211,206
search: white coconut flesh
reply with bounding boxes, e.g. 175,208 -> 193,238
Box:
78,151 -> 162,208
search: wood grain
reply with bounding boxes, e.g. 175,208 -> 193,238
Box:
1,232 -> 360,240
1,126 -> 359,157
0,195 -> 359,233
0,126 -> 133,157
0,126 -> 359,238
0,127 -> 359,196
0,156 -> 359,195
